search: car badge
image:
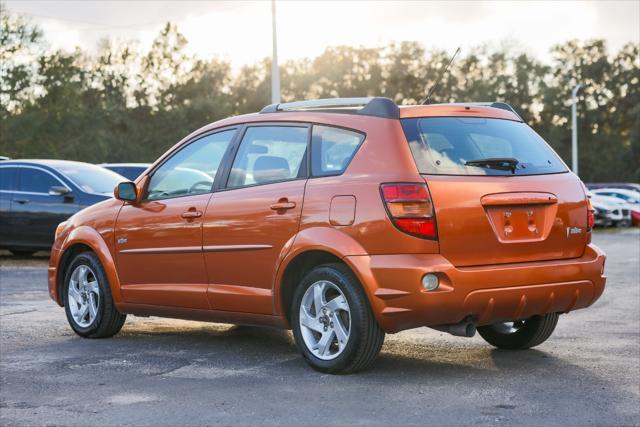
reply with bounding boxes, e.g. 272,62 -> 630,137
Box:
566,227 -> 582,238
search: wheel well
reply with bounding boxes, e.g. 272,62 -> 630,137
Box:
57,243 -> 93,306
280,250 -> 342,323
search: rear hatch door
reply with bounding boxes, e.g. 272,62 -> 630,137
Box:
401,114 -> 588,267
426,173 -> 588,267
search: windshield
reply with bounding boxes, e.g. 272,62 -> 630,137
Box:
56,163 -> 126,194
401,117 -> 567,176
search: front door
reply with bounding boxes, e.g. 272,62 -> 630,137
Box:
115,129 -> 236,309
0,166 -> 18,247
203,124 -> 309,314
12,166 -> 78,250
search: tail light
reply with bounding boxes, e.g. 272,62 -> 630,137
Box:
587,197 -> 595,231
380,183 -> 437,239
581,181 -> 595,232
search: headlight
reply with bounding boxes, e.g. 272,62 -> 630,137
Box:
55,221 -> 68,240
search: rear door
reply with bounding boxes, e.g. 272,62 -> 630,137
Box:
402,116 -> 588,267
202,124 -> 309,314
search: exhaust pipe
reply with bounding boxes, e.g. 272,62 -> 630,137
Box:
431,320 -> 476,337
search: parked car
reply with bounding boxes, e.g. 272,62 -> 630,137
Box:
99,163 -> 150,181
589,193 -> 632,227
48,98 -> 606,374
588,198 -> 615,228
587,182 -> 640,194
590,188 -> 640,226
0,160 -> 126,255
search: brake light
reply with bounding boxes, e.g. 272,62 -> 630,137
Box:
587,197 -> 595,231
380,183 -> 437,239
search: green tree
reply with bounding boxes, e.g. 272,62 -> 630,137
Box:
0,5 -> 42,118
1,11 -> 638,182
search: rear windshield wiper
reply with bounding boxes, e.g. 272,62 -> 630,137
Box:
464,157 -> 519,173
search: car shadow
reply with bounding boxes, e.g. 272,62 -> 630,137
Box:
110,321 -> 616,388
5,321 -> 634,425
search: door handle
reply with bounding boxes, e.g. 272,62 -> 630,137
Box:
181,210 -> 203,219
14,199 -> 29,204
270,201 -> 296,211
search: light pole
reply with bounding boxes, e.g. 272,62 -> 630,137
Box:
271,0 -> 281,104
571,83 -> 582,175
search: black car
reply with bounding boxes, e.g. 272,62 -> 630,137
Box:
0,160 -> 125,255
99,163 -> 150,181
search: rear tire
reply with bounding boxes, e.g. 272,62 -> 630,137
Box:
291,263 -> 385,374
63,252 -> 126,338
477,313 -> 559,350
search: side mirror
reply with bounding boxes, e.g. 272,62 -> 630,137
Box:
114,181 -> 137,202
49,186 -> 71,196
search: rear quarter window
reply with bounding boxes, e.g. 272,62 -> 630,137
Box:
401,117 -> 567,176
311,125 -> 364,176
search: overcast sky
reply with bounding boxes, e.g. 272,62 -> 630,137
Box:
5,1 -> 640,66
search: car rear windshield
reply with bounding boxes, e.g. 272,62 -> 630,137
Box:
401,117 -> 567,176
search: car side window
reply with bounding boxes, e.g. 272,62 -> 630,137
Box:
0,167 -> 17,191
18,168 -> 60,193
311,125 -> 364,176
146,130 -> 235,201
227,126 -> 308,188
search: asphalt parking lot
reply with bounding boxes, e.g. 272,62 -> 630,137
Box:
1,230 -> 638,426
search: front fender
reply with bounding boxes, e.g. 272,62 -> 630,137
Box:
272,226 -> 373,318
55,226 -> 123,306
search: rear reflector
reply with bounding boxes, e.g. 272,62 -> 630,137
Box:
380,183 -> 437,239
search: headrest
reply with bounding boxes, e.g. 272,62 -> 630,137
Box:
253,156 -> 290,183
228,168 -> 246,187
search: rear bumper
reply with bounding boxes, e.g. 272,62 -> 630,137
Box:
346,244 -> 606,333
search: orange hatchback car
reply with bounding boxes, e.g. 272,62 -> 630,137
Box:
49,98 -> 606,373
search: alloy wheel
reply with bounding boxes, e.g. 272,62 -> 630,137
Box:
67,265 -> 100,328
299,280 -> 351,360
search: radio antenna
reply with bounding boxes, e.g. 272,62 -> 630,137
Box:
420,47 -> 461,105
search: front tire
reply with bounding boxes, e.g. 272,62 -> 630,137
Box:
63,252 -> 126,338
477,313 -> 559,350
291,263 -> 385,374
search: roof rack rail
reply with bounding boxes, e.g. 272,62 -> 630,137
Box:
260,97 -> 400,119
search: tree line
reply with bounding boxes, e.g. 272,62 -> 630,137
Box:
1,10 -> 638,182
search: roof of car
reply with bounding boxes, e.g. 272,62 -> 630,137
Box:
258,97 -> 522,121
209,103 -> 520,130
0,159 -> 92,168
99,163 -> 151,168
593,188 -> 640,197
